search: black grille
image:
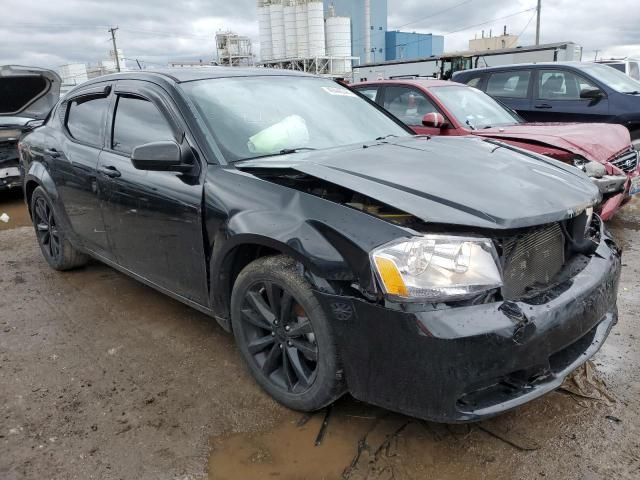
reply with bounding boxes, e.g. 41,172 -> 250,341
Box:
501,223 -> 565,299
611,150 -> 638,173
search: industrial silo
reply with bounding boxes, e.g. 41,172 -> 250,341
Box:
284,1 -> 297,59
270,1 -> 286,60
307,1 -> 325,57
257,1 -> 273,61
295,1 -> 308,58
325,6 -> 351,73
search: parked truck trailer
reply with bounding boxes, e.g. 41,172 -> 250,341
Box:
351,41 -> 583,82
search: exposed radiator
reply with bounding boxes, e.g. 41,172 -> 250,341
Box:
501,223 -> 565,299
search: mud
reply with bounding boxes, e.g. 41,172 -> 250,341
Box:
1,193 -> 640,480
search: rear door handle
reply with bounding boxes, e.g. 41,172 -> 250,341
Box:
45,148 -> 61,158
534,103 -> 553,109
98,165 -> 121,178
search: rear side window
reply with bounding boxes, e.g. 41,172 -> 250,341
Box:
382,86 -> 439,126
356,87 -> 379,101
538,70 -> 598,100
465,76 -> 483,88
486,71 -> 531,98
66,96 -> 110,146
112,96 -> 174,155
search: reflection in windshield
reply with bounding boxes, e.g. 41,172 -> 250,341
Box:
180,76 -> 409,161
577,63 -> 640,93
429,85 -> 520,129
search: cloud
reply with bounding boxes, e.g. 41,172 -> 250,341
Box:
1,0 -> 638,69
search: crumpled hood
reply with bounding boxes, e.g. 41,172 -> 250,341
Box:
474,122 -> 631,162
239,136 -> 600,230
0,65 -> 61,119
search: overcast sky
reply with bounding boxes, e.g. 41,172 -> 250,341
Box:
1,0 -> 638,69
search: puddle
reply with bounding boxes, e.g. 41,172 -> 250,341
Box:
208,400 -> 377,480
0,190 -> 30,231
207,390 -> 602,480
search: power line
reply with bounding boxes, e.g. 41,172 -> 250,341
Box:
390,0 -> 474,31
516,9 -> 537,40
444,7 -> 537,35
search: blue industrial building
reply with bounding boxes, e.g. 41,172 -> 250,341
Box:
385,31 -> 444,61
323,0 -> 388,64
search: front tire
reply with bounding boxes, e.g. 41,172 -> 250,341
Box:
231,255 -> 345,412
31,186 -> 88,271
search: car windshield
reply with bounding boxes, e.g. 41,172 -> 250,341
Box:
577,63 -> 640,93
180,76 -> 410,162
429,85 -> 520,129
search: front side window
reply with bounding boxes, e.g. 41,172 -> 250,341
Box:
430,85 -> 520,130
112,96 -> 174,155
382,86 -> 439,127
576,63 -> 640,93
66,95 -> 110,146
629,62 -> 640,81
180,76 -> 409,162
538,70 -> 598,100
486,71 -> 531,98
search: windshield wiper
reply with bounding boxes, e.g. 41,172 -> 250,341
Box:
623,90 -> 640,94
465,119 -> 476,130
279,147 -> 317,154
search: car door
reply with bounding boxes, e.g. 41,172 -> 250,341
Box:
530,68 -> 610,123
484,70 -> 533,120
97,81 -> 208,305
379,85 -> 446,135
51,84 -> 112,256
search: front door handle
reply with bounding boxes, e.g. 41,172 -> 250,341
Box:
534,103 -> 553,109
45,148 -> 61,158
98,165 -> 121,178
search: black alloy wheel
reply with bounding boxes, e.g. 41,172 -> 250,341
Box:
30,186 -> 88,271
240,281 -> 319,394
230,255 -> 344,411
33,195 -> 61,261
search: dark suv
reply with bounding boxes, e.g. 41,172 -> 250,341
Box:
18,68 -> 620,423
453,62 -> 640,148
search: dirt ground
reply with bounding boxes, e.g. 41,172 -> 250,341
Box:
1,189 -> 639,480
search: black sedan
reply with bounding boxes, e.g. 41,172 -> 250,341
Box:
18,67 -> 620,422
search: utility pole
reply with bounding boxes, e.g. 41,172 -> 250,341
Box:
535,0 -> 541,46
108,27 -> 121,72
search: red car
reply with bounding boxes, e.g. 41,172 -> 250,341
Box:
352,79 -> 640,221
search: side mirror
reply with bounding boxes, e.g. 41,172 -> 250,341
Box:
422,112 -> 448,129
580,87 -> 604,99
131,141 -> 184,171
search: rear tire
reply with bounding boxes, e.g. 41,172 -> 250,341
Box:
231,255 -> 345,412
30,186 -> 88,271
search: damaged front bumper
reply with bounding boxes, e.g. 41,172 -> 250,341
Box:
316,222 -> 621,423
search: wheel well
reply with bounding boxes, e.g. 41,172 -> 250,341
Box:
25,180 -> 39,217
213,243 -> 282,331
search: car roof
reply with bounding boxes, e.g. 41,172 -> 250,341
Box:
455,61 -> 593,75
354,79 -> 460,89
75,66 -> 313,87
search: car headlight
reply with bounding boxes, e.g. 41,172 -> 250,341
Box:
371,235 -> 503,302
